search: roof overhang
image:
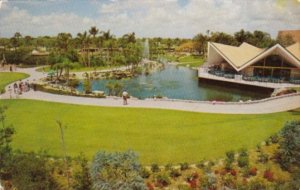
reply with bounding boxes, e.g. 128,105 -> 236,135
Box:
207,42 -> 300,72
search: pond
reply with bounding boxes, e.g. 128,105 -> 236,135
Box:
77,64 -> 269,101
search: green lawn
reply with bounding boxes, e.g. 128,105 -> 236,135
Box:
0,72 -> 29,93
178,55 -> 205,67
1,99 -> 298,164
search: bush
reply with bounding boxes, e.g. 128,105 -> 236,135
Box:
258,152 -> 269,163
180,162 -> 189,171
249,167 -> 257,176
238,155 -> 249,168
151,163 -> 160,173
270,134 -> 279,144
169,168 -> 181,178
277,120 -> 300,170
68,79 -> 80,88
186,172 -> 199,188
237,148 -> 249,168
263,169 -> 274,182
165,163 -> 172,171
196,160 -> 205,169
140,167 -> 151,179
156,173 -> 171,187
225,150 -> 235,166
90,150 -> 146,190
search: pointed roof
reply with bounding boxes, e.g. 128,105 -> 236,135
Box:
210,42 -> 264,68
286,42 -> 300,60
208,42 -> 300,71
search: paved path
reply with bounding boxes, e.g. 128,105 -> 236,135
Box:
1,67 -> 300,114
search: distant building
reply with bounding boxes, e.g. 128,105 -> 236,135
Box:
278,30 -> 300,43
198,42 -> 300,87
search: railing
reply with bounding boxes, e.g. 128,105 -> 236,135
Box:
146,92 -> 300,105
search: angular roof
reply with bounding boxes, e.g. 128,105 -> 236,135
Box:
210,42 -> 264,68
286,42 -> 300,60
208,42 -> 300,71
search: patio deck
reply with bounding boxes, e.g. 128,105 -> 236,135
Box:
198,68 -> 300,89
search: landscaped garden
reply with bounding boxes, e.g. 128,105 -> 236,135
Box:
0,72 -> 29,93
178,55 -> 205,68
1,99 -> 299,164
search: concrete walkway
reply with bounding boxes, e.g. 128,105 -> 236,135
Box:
1,67 -> 300,114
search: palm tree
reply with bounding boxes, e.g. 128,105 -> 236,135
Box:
57,33 -> 72,52
62,58 -> 79,85
123,32 -> 136,44
89,26 -> 99,39
76,32 -> 91,67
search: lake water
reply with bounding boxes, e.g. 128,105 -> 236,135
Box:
77,64 -> 269,101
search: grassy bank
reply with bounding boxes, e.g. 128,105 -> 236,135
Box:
1,99 -> 298,164
0,72 -> 30,93
178,55 -> 205,67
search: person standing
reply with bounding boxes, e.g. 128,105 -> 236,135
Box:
122,91 -> 128,105
13,82 -> 18,93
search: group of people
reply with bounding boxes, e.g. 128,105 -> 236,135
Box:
7,80 -> 35,99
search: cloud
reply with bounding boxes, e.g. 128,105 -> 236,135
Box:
0,0 -> 299,38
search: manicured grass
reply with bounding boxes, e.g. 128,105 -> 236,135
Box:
178,55 -> 205,67
0,72 -> 29,93
1,99 -> 298,164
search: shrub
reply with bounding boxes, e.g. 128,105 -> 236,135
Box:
249,167 -> 257,176
165,163 -> 172,171
199,173 -> 217,190
68,79 -> 80,88
196,160 -> 205,169
140,167 -> 151,179
90,150 -> 146,190
156,173 -> 171,187
238,156 -> 249,168
186,172 -> 199,188
239,148 -> 248,157
230,169 -> 237,176
169,168 -> 181,178
263,169 -> 274,182
270,134 -> 279,144
151,163 -> 160,173
225,150 -> 235,169
146,182 -> 155,190
180,162 -> 189,171
258,152 -> 269,163
277,120 -> 300,170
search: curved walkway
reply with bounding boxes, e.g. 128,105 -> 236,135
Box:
1,67 -> 300,114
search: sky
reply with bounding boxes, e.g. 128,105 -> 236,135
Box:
0,0 -> 299,38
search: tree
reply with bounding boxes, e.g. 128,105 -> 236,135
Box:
9,151 -> 59,190
89,26 -> 99,41
77,32 -> 91,67
277,34 -> 295,47
123,32 -> 136,44
57,33 -> 72,52
210,32 -> 238,46
193,33 -> 208,55
90,150 -> 146,190
61,58 -> 79,85
24,35 -> 32,47
277,120 -> 300,170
